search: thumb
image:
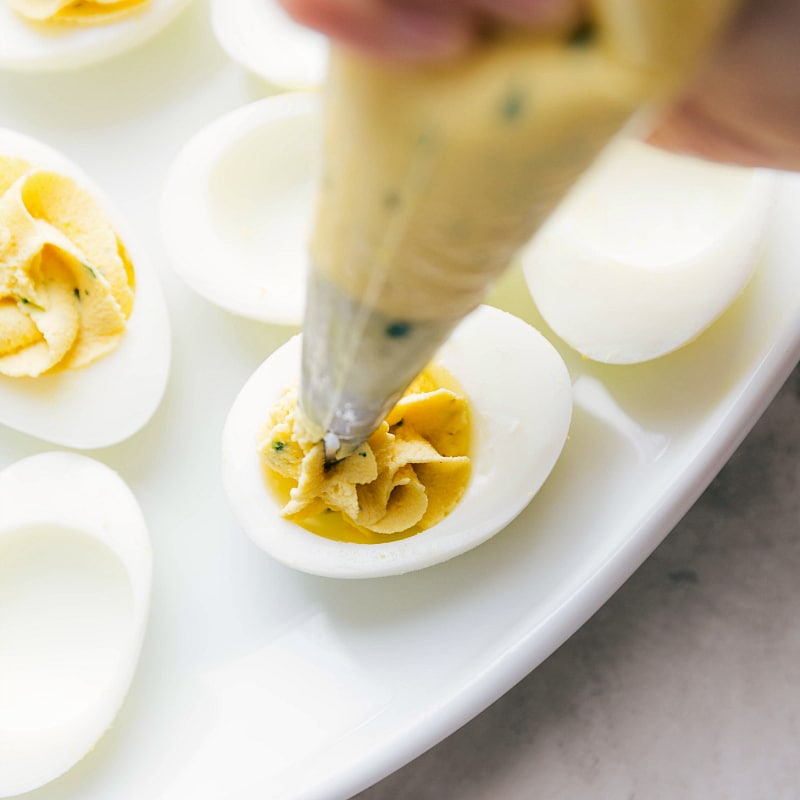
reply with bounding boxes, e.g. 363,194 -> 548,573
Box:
647,0 -> 800,171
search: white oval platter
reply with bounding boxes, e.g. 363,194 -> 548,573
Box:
2,6 -> 800,799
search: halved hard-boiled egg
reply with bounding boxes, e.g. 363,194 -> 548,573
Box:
222,304 -> 573,579
0,0 -> 192,72
522,137 -> 776,364
0,451 -> 152,797
210,0 -> 328,89
160,92 -> 320,325
0,127 -> 170,448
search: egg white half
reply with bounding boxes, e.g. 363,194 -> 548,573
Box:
0,127 -> 171,448
522,137 -> 777,364
222,304 -> 573,579
0,0 -> 192,72
211,0 -> 328,89
0,452 -> 152,798
160,92 -> 321,325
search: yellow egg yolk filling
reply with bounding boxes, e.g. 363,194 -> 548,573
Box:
6,0 -> 149,24
259,371 -> 471,539
0,155 -> 135,378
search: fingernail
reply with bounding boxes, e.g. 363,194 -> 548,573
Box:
382,4 -> 472,59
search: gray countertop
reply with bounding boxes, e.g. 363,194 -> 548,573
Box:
358,366 -> 800,799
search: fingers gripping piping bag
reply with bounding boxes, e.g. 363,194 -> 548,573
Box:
300,0 -> 740,461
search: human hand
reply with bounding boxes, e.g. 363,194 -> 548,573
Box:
278,0 -> 580,60
647,0 -> 800,171
278,0 -> 800,171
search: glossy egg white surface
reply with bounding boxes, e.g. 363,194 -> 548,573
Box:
210,0 -> 328,89
0,128 -> 171,449
0,451 -> 152,798
222,305 -> 573,579
522,137 -> 777,364
0,0 -> 193,72
160,92 -> 320,325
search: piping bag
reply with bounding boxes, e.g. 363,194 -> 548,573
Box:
299,0 -> 739,462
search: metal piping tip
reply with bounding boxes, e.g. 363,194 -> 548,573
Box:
323,431 -> 341,464
301,269 -> 460,467
323,431 -> 369,464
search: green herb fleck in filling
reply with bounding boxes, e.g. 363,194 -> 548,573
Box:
383,190 -> 401,211
20,297 -> 44,312
385,321 -> 412,339
568,20 -> 596,47
501,89 -> 526,122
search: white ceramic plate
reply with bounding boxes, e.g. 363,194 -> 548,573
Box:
2,7 -> 800,800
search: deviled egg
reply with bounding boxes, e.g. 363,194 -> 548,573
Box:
0,451 -> 152,797
0,0 -> 192,72
222,305 -> 573,579
522,137 -> 776,364
211,0 -> 328,89
0,127 -> 170,448
160,92 -> 320,325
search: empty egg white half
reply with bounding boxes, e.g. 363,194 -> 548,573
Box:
0,127 -> 171,449
211,0 -> 328,89
0,0 -> 192,72
221,304 -> 573,579
522,137 -> 776,364
0,452 -> 152,798
160,92 -> 320,325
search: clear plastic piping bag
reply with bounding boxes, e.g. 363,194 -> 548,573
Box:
300,0 -> 740,460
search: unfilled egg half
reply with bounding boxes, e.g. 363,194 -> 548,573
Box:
160,92 -> 320,325
0,451 -> 151,797
522,137 -> 776,364
210,0 -> 328,89
221,304 -> 573,579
